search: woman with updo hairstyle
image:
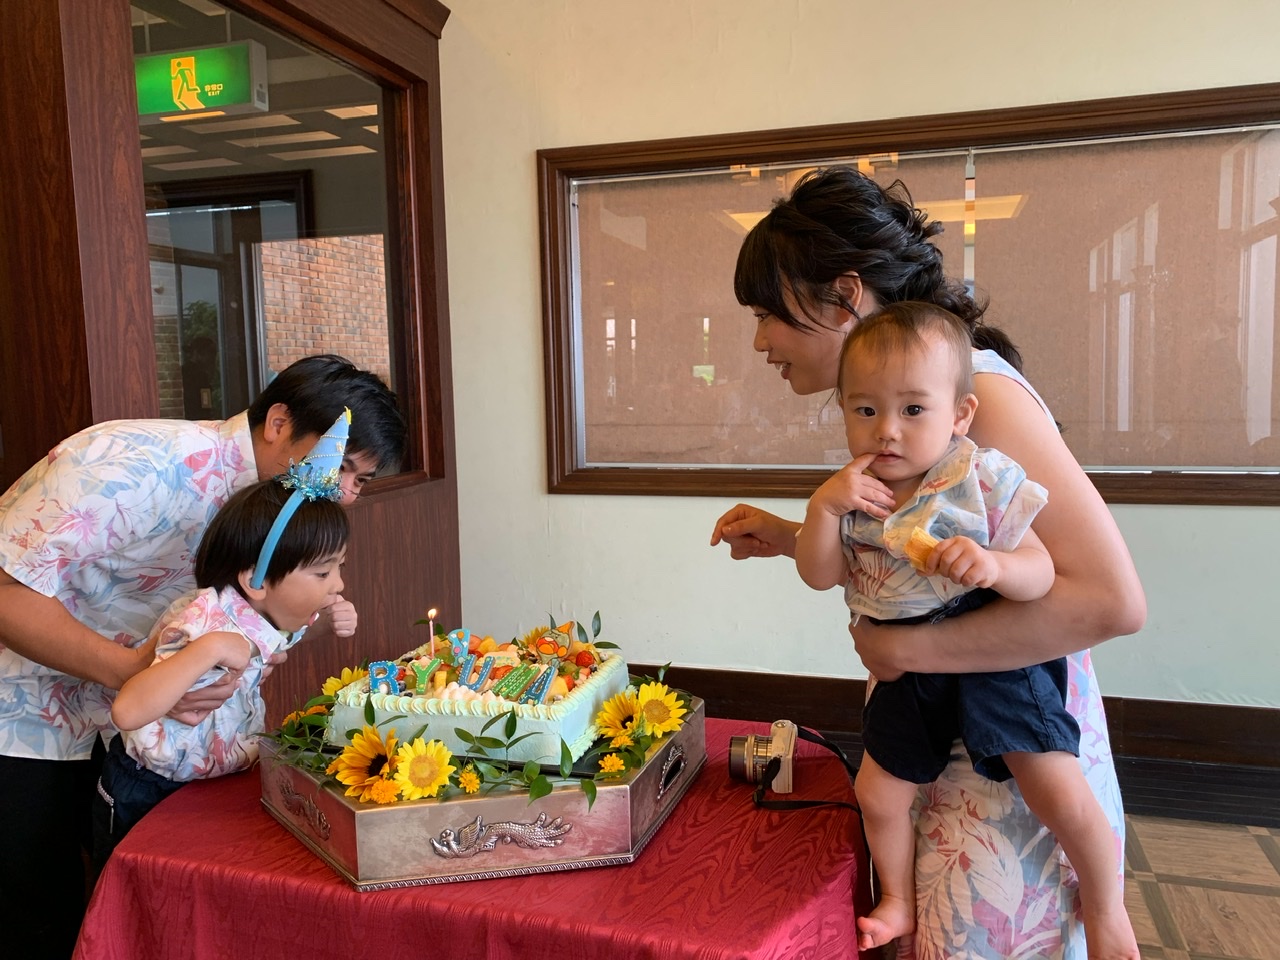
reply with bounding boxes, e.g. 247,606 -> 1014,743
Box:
712,166 -> 1146,960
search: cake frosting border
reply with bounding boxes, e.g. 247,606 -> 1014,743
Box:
326,647 -> 629,764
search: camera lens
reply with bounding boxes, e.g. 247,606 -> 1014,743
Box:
727,733 -> 772,783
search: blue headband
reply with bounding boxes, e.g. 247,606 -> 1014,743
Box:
250,408 -> 351,589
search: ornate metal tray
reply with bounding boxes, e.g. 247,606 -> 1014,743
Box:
258,698 -> 706,889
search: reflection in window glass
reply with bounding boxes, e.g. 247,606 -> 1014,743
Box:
569,130 -> 1280,473
132,0 -> 398,472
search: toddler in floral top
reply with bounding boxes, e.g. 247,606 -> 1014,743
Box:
92,414 -> 351,866
794,303 -> 1137,959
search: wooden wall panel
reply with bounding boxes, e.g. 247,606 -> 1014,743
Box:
60,0 -> 158,425
0,0 -> 157,493
0,1 -> 94,490
639,663 -> 1280,768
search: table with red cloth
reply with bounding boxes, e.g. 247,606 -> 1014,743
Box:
74,718 -> 872,960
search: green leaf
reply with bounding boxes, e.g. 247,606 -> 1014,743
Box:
559,741 -> 573,778
527,776 -> 552,803
573,621 -> 586,645
303,694 -> 334,709
473,736 -> 507,750
547,612 -> 556,633
522,760 -> 540,782
591,611 -> 601,638
454,729 -> 477,745
364,699 -> 375,725
580,777 -> 597,809
480,713 -> 514,735
593,641 -> 620,649
502,732 -> 538,748
474,761 -> 504,780
504,712 -> 517,739
406,725 -> 428,743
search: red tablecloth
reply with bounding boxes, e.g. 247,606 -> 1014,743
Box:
75,718 -> 872,960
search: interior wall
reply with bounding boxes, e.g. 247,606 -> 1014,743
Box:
438,0 -> 1280,707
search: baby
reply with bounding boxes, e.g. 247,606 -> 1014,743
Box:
794,302 -> 1137,958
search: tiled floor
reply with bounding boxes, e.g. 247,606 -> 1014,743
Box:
1125,813 -> 1280,960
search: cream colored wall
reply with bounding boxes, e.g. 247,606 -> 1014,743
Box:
439,0 -> 1280,707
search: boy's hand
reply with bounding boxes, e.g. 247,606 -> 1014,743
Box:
927,536 -> 1001,588
326,596 -> 358,638
810,454 -> 895,519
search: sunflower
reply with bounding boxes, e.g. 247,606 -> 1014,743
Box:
457,764 -> 481,794
322,666 -> 368,697
595,690 -> 638,738
609,732 -> 634,749
326,725 -> 399,801
599,753 -> 625,774
393,738 -> 456,800
518,625 -> 552,649
636,682 -> 687,739
280,704 -> 328,729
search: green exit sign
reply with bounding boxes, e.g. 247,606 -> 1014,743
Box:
135,40 -> 268,120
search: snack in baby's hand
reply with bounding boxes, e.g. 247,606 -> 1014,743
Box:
904,527 -> 939,572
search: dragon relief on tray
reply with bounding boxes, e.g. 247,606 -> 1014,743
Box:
430,812 -> 573,859
277,774 -> 331,841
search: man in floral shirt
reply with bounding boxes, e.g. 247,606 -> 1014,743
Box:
0,354 -> 404,960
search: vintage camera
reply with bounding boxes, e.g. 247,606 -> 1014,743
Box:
727,719 -> 797,793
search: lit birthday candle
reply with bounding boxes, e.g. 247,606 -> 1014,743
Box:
427,607 -> 438,655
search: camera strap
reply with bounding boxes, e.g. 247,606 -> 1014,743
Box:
751,725 -> 861,815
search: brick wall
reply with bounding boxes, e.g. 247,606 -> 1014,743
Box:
259,235 -> 391,383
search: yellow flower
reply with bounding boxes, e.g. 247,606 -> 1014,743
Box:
599,753 -> 625,774
369,778 -> 401,804
636,682 -> 687,739
518,625 -> 552,649
458,764 -> 481,794
609,732 -> 634,748
322,666 -> 368,697
280,704 -> 328,729
596,690 -> 638,738
327,726 -> 398,802
393,738 -> 456,800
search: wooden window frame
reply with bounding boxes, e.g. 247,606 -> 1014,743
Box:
538,82 -> 1280,505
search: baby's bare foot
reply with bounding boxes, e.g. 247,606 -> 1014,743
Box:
857,894 -> 914,951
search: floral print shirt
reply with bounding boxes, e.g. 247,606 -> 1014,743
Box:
122,586 -> 299,781
840,436 -> 1048,621
888,351 -> 1124,960
0,414 -> 257,761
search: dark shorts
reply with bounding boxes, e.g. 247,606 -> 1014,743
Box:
861,589 -> 1081,784
91,734 -> 186,870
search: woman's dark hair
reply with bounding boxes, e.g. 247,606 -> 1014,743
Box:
248,354 -> 407,472
734,166 -> 1023,371
194,481 -> 348,591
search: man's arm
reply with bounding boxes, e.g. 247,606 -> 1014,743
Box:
0,570 -> 154,689
111,631 -> 253,731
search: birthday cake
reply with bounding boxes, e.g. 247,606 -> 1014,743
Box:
325,620 -> 630,765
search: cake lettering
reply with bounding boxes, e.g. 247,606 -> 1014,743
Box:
368,660 -> 401,695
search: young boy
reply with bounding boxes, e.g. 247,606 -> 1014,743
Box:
794,302 -> 1137,959
92,411 -> 351,865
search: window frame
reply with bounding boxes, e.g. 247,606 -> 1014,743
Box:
537,82 -> 1280,505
